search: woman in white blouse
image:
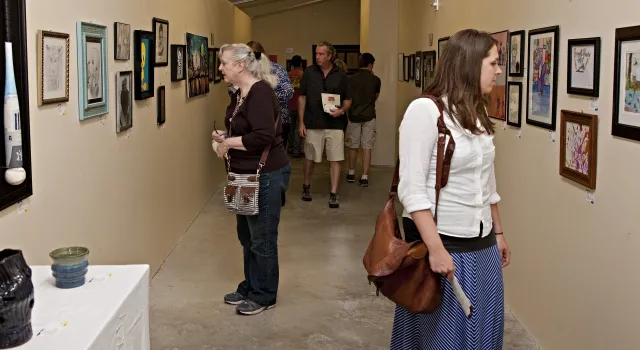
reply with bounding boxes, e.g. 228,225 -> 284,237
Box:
390,29 -> 511,349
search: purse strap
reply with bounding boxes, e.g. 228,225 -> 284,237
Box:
389,95 -> 456,223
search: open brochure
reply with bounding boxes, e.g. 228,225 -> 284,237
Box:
321,93 -> 341,114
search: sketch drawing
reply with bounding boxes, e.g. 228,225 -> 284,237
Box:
510,35 -> 521,73
116,71 -> 132,132
153,18 -> 169,66
115,22 -> 131,60
176,48 -> 183,79
37,30 -> 69,105
86,39 -> 103,102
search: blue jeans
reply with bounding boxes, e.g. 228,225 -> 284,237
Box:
235,163 -> 291,306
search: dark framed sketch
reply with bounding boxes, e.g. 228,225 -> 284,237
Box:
116,71 -> 132,133
152,17 -> 168,66
509,30 -> 525,77
397,53 -> 404,82
559,110 -> 598,189
170,44 -> 185,81
489,30 -> 509,120
213,47 -> 222,83
567,37 -> 600,97
409,53 -> 415,80
36,30 -> 70,106
507,81 -> 522,127
157,86 -> 166,125
208,47 -> 215,82
114,22 -> 130,60
422,50 -> 436,88
76,21 -> 109,120
438,36 -> 449,58
133,30 -> 154,100
526,25 -> 560,131
612,25 -> 640,141
0,0 -> 34,212
415,51 -> 421,88
403,55 -> 409,81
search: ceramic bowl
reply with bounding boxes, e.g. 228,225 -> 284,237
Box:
49,246 -> 89,266
49,247 -> 90,289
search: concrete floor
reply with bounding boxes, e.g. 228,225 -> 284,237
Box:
149,158 -> 539,350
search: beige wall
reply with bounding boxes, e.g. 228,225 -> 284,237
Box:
250,0 -> 360,66
396,0 -> 640,349
233,7 -> 252,43
359,0 -> 370,52
0,0 -> 250,275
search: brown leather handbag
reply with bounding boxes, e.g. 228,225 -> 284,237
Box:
362,94 -> 455,314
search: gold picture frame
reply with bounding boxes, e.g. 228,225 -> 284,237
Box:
36,30 -> 70,106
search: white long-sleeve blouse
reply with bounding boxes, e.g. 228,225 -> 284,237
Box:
398,97 -> 501,239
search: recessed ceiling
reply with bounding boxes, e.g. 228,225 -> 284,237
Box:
230,0 -> 329,19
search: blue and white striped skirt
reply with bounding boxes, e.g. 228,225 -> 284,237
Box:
389,244 -> 504,350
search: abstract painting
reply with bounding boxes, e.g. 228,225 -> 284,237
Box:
559,110 -> 597,189
153,18 -> 169,66
507,82 -> 522,127
36,30 -> 69,106
134,30 -> 154,100
509,30 -> 525,77
526,25 -> 559,131
171,44 -> 185,81
489,30 -> 509,120
76,21 -> 109,120
186,32 -> 209,98
612,25 -> 640,141
116,71 -> 132,132
567,37 -> 600,97
114,22 -> 130,60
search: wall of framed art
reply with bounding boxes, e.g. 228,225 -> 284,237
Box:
394,0 -> 640,349
0,0 -> 250,275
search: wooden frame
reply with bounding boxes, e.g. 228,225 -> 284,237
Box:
152,17 -> 169,66
115,71 -> 132,133
157,86 -> 166,125
0,0 -> 33,212
612,25 -> 640,142
509,30 -> 525,77
133,30 -> 154,100
567,37 -> 600,97
36,30 -> 70,106
170,44 -> 185,81
113,22 -> 130,60
559,110 -> 598,189
76,21 -> 109,120
526,25 -> 560,131
507,81 -> 523,127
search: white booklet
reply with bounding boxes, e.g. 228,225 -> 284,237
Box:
321,93 -> 341,113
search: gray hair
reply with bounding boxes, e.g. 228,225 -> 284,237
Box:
219,43 -> 277,88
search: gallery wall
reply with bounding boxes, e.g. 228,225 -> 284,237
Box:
0,0 -> 250,275
250,0 -> 360,67
396,0 -> 640,349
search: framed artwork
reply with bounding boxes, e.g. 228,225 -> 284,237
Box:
526,25 -> 560,131
133,30 -> 154,100
415,51 -> 422,88
559,110 -> 598,189
489,30 -> 509,120
116,71 -> 132,133
397,53 -> 404,82
208,47 -> 215,82
157,86 -> 166,125
170,44 -> 185,81
507,82 -> 522,127
152,18 -> 168,66
36,30 -> 69,106
438,36 -> 449,58
311,44 -> 360,74
409,54 -> 415,80
403,55 -> 410,81
185,32 -> 209,98
76,21 -> 109,120
422,50 -> 436,89
612,25 -> 640,141
509,30 -> 525,77
113,22 -> 130,60
567,37 -> 600,97
213,48 -> 222,83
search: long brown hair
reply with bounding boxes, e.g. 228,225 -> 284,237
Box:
423,29 -> 498,134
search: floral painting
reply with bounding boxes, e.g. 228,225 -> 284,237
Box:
564,121 -> 590,175
560,110 -> 598,189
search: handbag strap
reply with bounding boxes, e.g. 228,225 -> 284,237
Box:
389,95 -> 456,223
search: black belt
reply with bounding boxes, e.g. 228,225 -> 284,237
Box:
402,217 -> 496,253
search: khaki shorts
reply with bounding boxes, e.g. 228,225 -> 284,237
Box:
346,119 -> 376,149
304,129 -> 345,163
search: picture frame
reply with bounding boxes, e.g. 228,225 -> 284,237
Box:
76,21 -> 109,120
403,55 -> 410,82
152,17 -> 169,66
36,30 -> 70,106
409,53 -> 415,80
507,81 -> 522,127
397,53 -> 404,82
559,110 -> 598,189
415,51 -> 422,88
509,30 -> 525,77
567,37 -> 600,97
170,44 -> 185,81
186,32 -> 209,98
526,25 -> 560,131
422,50 -> 436,89
612,25 -> 640,142
489,30 -> 509,120
213,47 -> 222,83
208,47 -> 215,82
438,36 -> 449,58
113,22 -> 130,60
116,71 -> 132,133
157,86 -> 166,125
133,30 -> 154,100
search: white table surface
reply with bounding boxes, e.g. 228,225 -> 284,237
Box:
14,264 -> 150,350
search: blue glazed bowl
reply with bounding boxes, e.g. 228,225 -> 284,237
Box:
49,247 -> 90,289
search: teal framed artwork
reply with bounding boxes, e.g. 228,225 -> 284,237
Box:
134,30 -> 155,100
76,21 -> 109,120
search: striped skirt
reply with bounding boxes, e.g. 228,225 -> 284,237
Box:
389,244 -> 504,350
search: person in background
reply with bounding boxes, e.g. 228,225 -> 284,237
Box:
345,53 -> 380,187
333,58 -> 348,72
298,41 -> 351,208
287,55 -> 305,158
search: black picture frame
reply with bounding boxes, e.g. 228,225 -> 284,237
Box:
157,85 -> 165,125
403,55 -> 409,82
526,25 -> 560,131
133,30 -> 154,100
0,0 -> 33,212
567,37 -> 600,97
422,50 -> 436,89
507,81 -> 523,128
438,36 -> 449,58
415,51 -> 422,88
508,30 -> 525,77
208,47 -> 215,82
152,17 -> 169,67
170,44 -> 185,81
213,48 -> 222,83
612,25 -> 640,142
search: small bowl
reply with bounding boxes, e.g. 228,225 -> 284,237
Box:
49,247 -> 90,289
49,246 -> 90,266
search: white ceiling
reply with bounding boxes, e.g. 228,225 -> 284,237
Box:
229,0 -> 330,19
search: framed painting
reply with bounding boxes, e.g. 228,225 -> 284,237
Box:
509,30 -> 525,77
422,50 -> 436,89
36,30 -> 69,106
157,86 -> 166,125
489,30 -> 509,120
113,22 -> 130,60
115,71 -> 132,133
152,17 -> 168,66
526,25 -> 560,131
438,36 -> 449,58
567,37 -> 600,97
415,51 -> 422,88
133,30 -> 154,100
208,47 -> 215,82
186,32 -> 209,98
76,21 -> 109,120
611,25 -> 640,141
507,82 -> 522,127
213,47 -> 222,83
559,110 -> 597,189
170,44 -> 185,81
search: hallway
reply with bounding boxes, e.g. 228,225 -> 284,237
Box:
148,158 -> 539,349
